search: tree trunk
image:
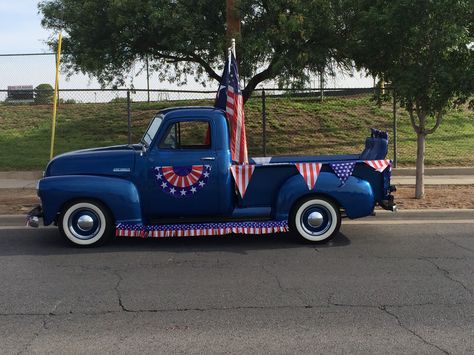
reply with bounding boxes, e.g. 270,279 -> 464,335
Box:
415,132 -> 426,199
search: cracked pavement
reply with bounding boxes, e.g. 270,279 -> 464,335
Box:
0,222 -> 473,354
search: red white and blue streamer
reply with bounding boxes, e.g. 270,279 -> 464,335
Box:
295,163 -> 322,190
154,165 -> 211,198
330,162 -> 357,186
230,164 -> 256,198
116,220 -> 289,238
364,159 -> 391,172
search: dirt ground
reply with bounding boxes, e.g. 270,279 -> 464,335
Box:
1,185 -> 474,216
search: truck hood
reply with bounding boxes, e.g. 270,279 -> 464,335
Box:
45,144 -> 139,177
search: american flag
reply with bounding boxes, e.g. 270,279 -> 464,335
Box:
330,162 -> 356,185
295,163 -> 322,190
215,52 -> 248,164
364,159 -> 391,172
116,220 -> 288,238
230,164 -> 255,198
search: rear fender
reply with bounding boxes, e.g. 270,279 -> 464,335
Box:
38,175 -> 143,225
274,172 -> 375,220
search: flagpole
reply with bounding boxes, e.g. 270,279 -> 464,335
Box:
231,38 -> 236,57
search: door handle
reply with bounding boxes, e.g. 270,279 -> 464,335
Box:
200,157 -> 216,161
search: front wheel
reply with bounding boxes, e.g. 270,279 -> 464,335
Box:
59,200 -> 114,247
290,196 -> 341,243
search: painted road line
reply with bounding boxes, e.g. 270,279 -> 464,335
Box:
344,219 -> 474,225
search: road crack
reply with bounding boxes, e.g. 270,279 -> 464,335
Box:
380,306 -> 450,355
113,270 -> 131,312
422,258 -> 473,297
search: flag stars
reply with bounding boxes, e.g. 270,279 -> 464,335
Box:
180,189 -> 186,196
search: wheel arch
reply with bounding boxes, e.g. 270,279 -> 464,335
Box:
288,192 -> 341,221
38,175 -> 144,226
274,172 -> 375,221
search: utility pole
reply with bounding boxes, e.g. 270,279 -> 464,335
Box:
226,0 -> 241,47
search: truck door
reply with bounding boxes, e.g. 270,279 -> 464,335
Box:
143,118 -> 225,218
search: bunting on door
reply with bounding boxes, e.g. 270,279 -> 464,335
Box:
295,163 -> 322,190
364,159 -> 391,172
154,165 -> 211,198
230,164 -> 256,198
330,162 -> 356,186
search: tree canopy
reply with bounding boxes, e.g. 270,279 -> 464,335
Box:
345,0 -> 473,197
39,0 -> 349,101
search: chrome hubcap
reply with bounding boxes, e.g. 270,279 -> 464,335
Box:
307,212 -> 324,228
77,215 -> 94,231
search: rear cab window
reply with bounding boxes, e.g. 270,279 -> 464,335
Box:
159,120 -> 211,150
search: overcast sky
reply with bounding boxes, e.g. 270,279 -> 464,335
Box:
0,0 -> 51,53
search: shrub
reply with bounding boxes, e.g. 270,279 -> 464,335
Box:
34,84 -> 54,104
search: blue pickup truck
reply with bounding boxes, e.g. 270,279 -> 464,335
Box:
28,106 -> 396,246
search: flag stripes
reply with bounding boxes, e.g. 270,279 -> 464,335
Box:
116,220 -> 289,238
364,159 -> 391,172
295,163 -> 322,190
230,164 -> 255,198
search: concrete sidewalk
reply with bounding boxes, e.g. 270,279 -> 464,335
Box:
1,168 -> 474,188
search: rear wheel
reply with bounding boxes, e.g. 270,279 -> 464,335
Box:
59,200 -> 114,247
290,196 -> 341,243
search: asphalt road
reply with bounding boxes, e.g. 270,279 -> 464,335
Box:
0,219 -> 473,354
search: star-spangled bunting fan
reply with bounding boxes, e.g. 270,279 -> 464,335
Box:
330,162 -> 356,185
295,163 -> 322,190
154,165 -> 211,198
364,159 -> 391,172
215,51 -> 248,164
230,164 -> 255,198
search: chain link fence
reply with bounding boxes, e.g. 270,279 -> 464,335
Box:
1,53 -> 473,170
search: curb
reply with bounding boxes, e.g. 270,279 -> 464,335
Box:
2,210 -> 473,227
392,167 -> 474,176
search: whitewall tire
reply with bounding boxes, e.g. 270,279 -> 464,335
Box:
290,196 -> 341,243
59,200 -> 113,247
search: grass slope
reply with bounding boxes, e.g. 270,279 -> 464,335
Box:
0,95 -> 473,170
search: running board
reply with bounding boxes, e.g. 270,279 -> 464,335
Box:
116,220 -> 289,238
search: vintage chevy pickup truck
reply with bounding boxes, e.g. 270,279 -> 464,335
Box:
28,106 -> 396,246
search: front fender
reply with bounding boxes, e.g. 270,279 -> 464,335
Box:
38,175 -> 143,226
274,172 -> 375,220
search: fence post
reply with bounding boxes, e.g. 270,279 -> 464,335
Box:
127,90 -> 132,145
262,89 -> 267,157
146,56 -> 150,103
319,70 -> 324,102
392,91 -> 397,167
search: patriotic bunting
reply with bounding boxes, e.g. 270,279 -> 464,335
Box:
295,163 -> 322,190
364,159 -> 391,172
330,162 -> 356,186
154,165 -> 211,198
116,220 -> 289,238
230,164 -> 256,198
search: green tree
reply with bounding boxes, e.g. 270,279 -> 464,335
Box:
34,83 -> 54,104
39,0 -> 348,102
346,0 -> 473,198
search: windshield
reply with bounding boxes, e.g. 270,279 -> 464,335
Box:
141,114 -> 163,147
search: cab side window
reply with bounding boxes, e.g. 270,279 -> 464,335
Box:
159,120 -> 211,149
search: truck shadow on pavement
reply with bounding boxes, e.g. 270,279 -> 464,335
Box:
1,228 -> 351,257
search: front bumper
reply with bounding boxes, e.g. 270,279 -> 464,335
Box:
26,205 -> 43,227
